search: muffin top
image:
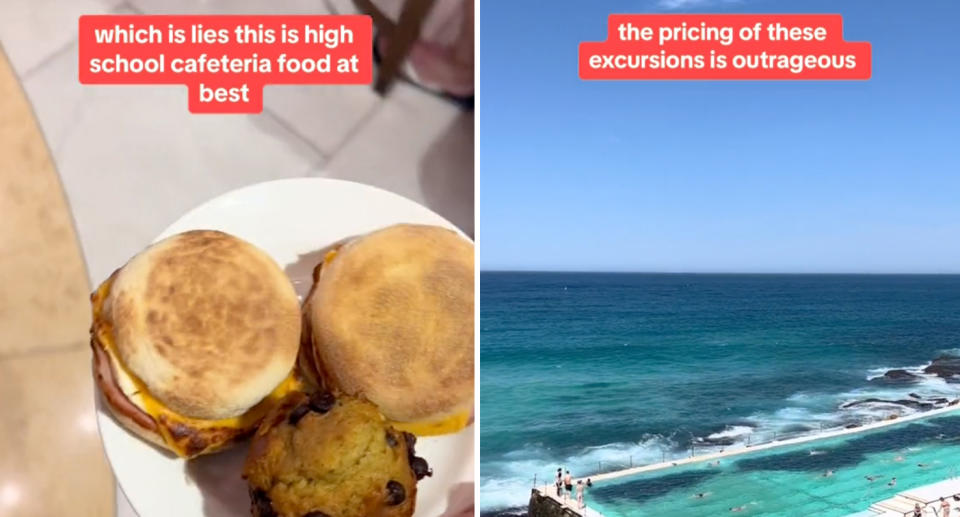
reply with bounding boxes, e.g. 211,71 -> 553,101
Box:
243,391 -> 431,517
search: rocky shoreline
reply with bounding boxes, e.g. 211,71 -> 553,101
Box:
842,353 -> 960,414
874,353 -> 960,382
834,353 -> 960,420
923,354 -> 960,379
695,353 -> 960,446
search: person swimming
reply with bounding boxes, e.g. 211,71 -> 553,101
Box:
822,470 -> 834,477
730,506 -> 746,512
889,477 -> 897,487
865,475 -> 883,482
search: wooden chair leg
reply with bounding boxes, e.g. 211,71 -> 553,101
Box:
353,0 -> 396,32
354,0 -> 437,94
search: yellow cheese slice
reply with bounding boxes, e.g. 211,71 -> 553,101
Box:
390,411 -> 472,437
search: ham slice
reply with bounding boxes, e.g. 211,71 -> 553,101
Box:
90,333 -> 158,432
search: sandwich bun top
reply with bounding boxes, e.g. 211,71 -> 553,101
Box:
104,230 -> 301,421
307,224 -> 474,423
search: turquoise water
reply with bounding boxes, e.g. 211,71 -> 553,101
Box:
480,273 -> 960,513
587,415 -> 960,516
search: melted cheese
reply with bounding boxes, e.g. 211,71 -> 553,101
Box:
92,277 -> 300,456
389,411 -> 472,437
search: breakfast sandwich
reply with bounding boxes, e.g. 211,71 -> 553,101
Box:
90,230 -> 302,458
300,224 -> 474,436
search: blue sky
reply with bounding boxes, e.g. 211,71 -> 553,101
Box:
478,0 -> 960,273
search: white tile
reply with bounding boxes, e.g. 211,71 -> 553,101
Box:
23,42 -> 324,285
263,84 -> 380,157
0,0 -> 122,75
318,82 -> 474,236
127,0 -> 381,158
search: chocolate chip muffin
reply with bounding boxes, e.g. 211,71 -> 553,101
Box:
242,391 -> 432,517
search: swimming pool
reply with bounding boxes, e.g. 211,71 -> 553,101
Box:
583,415 -> 960,516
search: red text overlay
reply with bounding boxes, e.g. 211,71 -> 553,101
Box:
579,14 -> 871,80
78,15 -> 372,113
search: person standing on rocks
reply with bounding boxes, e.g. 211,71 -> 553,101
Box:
576,480 -> 585,509
555,468 -> 563,497
564,470 -> 573,501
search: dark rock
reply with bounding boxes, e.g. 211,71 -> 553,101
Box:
841,398 -> 934,411
695,424 -> 757,446
879,369 -> 920,382
528,490 -> 570,517
924,355 -> 960,378
781,424 -> 816,434
909,393 -> 922,399
697,436 -> 737,447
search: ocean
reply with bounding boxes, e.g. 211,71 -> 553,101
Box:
479,273 -> 960,514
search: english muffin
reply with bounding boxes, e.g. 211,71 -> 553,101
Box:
300,224 -> 474,436
90,230 -> 302,458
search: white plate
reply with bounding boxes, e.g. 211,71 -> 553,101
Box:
96,178 -> 475,517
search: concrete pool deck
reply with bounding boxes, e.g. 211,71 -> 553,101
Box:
532,485 -> 605,517
533,476 -> 960,517
863,477 -> 960,516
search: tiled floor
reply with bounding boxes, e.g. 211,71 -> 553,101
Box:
12,0 -> 474,285
0,1 -> 473,515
